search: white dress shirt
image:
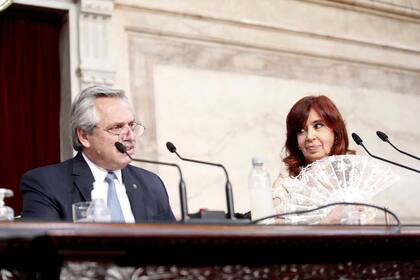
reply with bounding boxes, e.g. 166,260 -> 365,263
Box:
82,153 -> 135,223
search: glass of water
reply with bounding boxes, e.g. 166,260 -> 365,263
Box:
72,201 -> 92,222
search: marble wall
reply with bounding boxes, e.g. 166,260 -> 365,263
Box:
107,0 -> 420,222
15,0 -> 420,222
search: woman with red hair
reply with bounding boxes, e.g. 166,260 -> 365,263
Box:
272,95 -> 355,223
284,95 -> 352,176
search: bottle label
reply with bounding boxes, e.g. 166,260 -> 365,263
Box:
249,187 -> 275,222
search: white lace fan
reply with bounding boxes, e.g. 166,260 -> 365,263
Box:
282,155 -> 399,224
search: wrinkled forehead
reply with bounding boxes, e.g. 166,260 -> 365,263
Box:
94,97 -> 135,124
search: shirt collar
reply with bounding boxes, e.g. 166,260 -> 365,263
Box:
82,152 -> 123,183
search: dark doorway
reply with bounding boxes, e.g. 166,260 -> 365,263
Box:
0,4 -> 65,215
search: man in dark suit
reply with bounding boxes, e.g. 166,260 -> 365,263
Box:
20,86 -> 175,222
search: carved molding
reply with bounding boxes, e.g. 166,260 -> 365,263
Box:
59,261 -> 420,280
77,0 -> 115,88
118,1 -> 420,74
118,0 -> 420,21
325,0 -> 420,19
76,68 -> 115,86
80,0 -> 114,16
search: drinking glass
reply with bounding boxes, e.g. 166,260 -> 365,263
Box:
72,201 -> 92,222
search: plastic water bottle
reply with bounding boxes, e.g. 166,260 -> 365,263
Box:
248,157 -> 275,224
86,181 -> 111,222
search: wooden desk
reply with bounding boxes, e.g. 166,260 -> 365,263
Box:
0,222 -> 419,279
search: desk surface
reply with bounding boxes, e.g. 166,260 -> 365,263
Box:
0,222 -> 418,260
1,222 -> 420,278
0,220 -> 413,237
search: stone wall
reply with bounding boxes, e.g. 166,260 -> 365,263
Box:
14,0 -> 420,221
108,0 -> 420,221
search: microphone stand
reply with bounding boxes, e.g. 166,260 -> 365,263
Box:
377,131 -> 420,160
129,157 -> 189,221
115,142 -> 189,221
352,133 -> 420,174
172,151 -> 236,220
166,142 -> 250,224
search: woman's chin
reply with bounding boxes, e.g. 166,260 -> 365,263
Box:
305,153 -> 328,163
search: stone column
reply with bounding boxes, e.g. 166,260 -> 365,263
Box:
77,0 -> 115,89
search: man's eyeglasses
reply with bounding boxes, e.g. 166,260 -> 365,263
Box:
96,121 -> 145,137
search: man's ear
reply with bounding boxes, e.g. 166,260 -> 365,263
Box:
76,128 -> 91,148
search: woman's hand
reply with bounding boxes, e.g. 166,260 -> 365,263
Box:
272,175 -> 290,224
321,205 -> 346,224
321,205 -> 369,224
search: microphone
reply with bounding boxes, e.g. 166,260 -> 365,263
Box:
351,133 -> 420,173
166,141 -> 236,220
376,131 -> 420,161
115,142 -> 189,221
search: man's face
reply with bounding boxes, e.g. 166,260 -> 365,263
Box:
79,97 -> 136,171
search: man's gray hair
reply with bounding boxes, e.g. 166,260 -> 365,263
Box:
71,85 -> 130,151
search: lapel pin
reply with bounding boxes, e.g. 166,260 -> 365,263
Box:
132,184 -> 137,189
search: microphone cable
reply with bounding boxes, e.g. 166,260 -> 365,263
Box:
250,201 -> 401,233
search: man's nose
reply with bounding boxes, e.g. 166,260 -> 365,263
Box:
119,127 -> 135,142
126,127 -> 136,139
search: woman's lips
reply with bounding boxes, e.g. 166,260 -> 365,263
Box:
305,145 -> 321,153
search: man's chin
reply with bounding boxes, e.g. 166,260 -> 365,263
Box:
115,153 -> 133,168
114,158 -> 131,170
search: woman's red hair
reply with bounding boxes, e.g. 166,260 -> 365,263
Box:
283,95 -> 352,177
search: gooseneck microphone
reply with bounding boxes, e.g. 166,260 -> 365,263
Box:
376,131 -> 420,161
351,133 -> 420,173
166,141 -> 236,220
115,142 -> 189,221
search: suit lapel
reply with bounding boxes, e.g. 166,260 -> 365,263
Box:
72,152 -> 95,201
122,166 -> 148,221
71,155 -> 150,222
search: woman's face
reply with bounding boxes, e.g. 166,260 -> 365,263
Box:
297,108 -> 335,163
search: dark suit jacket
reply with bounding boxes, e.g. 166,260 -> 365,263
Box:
20,152 -> 176,222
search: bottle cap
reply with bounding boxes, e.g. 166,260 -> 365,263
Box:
252,156 -> 264,166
